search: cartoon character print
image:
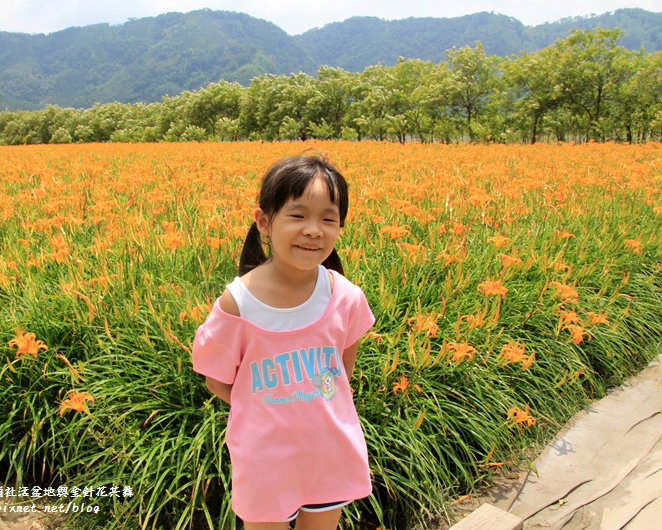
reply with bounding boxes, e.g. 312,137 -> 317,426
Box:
312,367 -> 341,400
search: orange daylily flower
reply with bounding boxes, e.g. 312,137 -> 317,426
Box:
586,311 -> 609,325
468,193 -> 493,208
392,374 -> 422,395
398,242 -> 426,258
478,280 -> 508,298
452,222 -> 469,236
206,236 -> 225,248
500,340 -> 535,369
435,250 -> 464,266
59,391 -> 95,417
507,404 -> 537,429
565,324 -> 592,345
366,331 -> 383,343
624,239 -> 642,254
46,235 -> 71,263
521,353 -> 535,370
460,312 -> 485,330
571,368 -> 585,381
160,232 -> 185,251
500,340 -> 525,360
179,305 -> 203,322
553,229 -> 576,239
445,342 -> 477,362
0,271 -> 11,287
8,331 -> 48,358
558,309 -> 579,325
498,253 -> 523,268
550,281 -> 579,300
407,313 -> 440,338
379,224 -> 410,238
487,235 -> 510,248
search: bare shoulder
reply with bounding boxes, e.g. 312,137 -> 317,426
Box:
328,270 -> 335,292
219,288 -> 240,316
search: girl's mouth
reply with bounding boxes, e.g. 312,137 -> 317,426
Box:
296,245 -> 321,251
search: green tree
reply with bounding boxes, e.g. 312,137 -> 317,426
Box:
610,50 -> 662,142
445,42 -> 499,141
158,95 -> 189,141
81,102 -> 130,142
415,62 -> 455,142
0,111 -> 45,144
552,27 -> 630,141
306,66 -> 354,139
352,65 -> 393,141
186,80 -> 242,138
389,58 -> 438,142
239,73 -> 315,141
504,49 -> 560,143
109,103 -> 161,142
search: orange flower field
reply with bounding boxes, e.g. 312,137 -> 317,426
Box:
1,140 -> 661,529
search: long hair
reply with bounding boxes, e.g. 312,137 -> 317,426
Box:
238,154 -> 349,276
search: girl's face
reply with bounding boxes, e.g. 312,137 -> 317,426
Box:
255,177 -> 341,274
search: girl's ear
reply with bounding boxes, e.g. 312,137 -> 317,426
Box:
253,208 -> 270,236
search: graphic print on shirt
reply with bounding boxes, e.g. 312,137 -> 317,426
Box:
313,367 -> 341,400
249,345 -> 341,405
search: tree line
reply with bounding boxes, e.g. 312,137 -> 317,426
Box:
1,28 -> 660,145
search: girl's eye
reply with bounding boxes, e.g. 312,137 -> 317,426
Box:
290,214 -> 304,219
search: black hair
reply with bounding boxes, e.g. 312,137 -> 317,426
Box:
239,154 -> 349,276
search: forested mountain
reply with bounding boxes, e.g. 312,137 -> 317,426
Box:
295,9 -> 660,70
0,8 -> 659,110
0,10 -> 315,110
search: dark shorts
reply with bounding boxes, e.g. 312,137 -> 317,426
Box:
283,501 -> 351,522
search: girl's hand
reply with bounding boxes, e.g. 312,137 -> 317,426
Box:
206,376 -> 233,405
343,340 -> 360,379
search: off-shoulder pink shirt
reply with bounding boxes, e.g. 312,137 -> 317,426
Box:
192,269 -> 375,522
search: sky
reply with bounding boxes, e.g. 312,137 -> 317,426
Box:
2,0 -> 660,36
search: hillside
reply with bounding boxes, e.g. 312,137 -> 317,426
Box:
0,10 -> 315,110
295,9 -> 661,71
0,8 -> 659,110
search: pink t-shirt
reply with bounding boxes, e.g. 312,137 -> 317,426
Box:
192,269 -> 375,522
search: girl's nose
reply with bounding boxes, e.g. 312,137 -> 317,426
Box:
303,221 -> 323,237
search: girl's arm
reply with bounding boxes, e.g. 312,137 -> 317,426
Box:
343,340 -> 360,379
206,376 -> 232,405
204,287 -> 238,405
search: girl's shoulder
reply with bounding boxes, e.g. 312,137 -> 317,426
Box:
219,288 -> 240,317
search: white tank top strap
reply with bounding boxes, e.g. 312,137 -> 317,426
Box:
225,265 -> 332,331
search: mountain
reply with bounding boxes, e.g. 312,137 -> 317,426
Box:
294,13 -> 528,70
294,9 -> 661,71
0,10 -> 316,110
0,8 -> 659,111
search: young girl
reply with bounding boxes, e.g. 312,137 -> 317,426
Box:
192,154 -> 375,529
